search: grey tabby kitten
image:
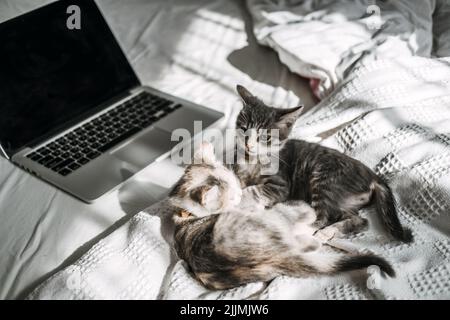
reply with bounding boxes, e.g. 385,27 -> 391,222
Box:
233,85 -> 412,243
169,143 -> 394,290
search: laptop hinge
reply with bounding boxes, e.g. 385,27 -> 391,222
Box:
130,85 -> 143,94
0,144 -> 10,160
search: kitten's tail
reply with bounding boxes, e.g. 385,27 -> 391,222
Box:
299,252 -> 395,277
199,251 -> 395,289
372,181 -> 413,243
334,254 -> 395,277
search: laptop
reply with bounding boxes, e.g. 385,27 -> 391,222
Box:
0,0 -> 223,203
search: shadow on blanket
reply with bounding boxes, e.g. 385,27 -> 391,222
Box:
226,0 -> 318,109
18,174 -> 171,299
16,213 -> 134,299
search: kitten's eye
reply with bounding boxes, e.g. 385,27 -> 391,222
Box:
240,126 -> 247,132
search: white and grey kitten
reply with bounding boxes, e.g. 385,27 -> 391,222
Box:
233,85 -> 412,243
169,143 -> 394,290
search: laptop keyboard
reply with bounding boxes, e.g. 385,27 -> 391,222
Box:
26,91 -> 182,176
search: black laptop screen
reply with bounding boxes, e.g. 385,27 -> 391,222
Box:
0,0 -> 139,156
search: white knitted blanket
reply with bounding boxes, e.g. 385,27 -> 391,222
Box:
28,56 -> 450,299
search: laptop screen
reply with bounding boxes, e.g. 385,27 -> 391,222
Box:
0,0 -> 139,156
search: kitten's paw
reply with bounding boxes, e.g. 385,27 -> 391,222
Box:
312,218 -> 328,230
242,186 -> 272,208
315,226 -> 339,242
299,205 -> 317,224
283,200 -> 307,207
240,186 -> 265,211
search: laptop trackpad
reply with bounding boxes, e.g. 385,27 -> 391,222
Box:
111,127 -> 177,169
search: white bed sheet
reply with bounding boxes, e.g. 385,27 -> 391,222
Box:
29,56 -> 450,300
0,0 -> 316,299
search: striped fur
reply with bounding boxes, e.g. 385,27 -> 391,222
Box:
170,143 -> 395,290
234,85 -> 412,243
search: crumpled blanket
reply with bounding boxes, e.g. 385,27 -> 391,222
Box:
29,56 -> 450,299
246,0 -> 450,98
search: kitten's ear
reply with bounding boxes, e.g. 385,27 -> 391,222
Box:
193,141 -> 216,165
236,85 -> 255,106
275,106 -> 304,137
279,105 -> 304,121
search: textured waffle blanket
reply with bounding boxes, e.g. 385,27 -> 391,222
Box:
29,56 -> 450,299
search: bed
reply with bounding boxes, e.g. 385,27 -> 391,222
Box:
2,0 -> 449,300
0,0 -> 315,299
